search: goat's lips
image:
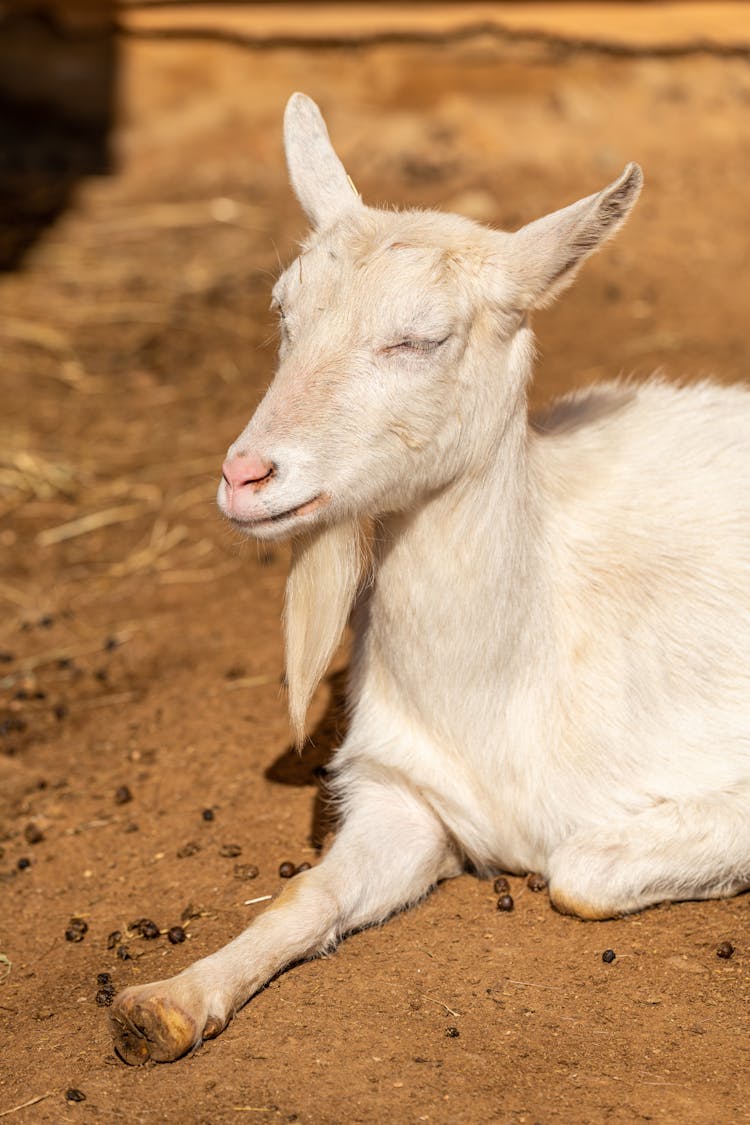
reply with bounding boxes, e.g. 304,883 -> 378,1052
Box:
229,492 -> 329,529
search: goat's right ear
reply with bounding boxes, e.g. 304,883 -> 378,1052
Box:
284,93 -> 362,230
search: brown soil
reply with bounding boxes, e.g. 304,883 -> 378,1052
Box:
2,15 -> 749,1125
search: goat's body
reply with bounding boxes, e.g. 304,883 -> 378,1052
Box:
339,375 -> 750,902
109,94 -> 750,1066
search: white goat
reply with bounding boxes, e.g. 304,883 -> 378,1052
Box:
111,93 -> 750,1064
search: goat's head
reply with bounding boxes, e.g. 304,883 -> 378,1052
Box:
218,93 -> 642,541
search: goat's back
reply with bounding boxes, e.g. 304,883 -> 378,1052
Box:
532,376 -> 750,792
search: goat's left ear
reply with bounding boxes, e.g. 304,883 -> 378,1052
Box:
508,163 -> 643,309
284,92 -> 362,230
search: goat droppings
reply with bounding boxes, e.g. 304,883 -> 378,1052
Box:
496,894 -> 514,912
445,1027 -> 460,1038
527,873 -> 547,892
602,949 -> 616,964
129,918 -> 160,940
234,863 -> 260,881
65,917 -> 88,943
493,877 -> 510,895
167,926 -> 187,945
65,1089 -> 86,1103
278,861 -> 296,879
716,942 -> 735,959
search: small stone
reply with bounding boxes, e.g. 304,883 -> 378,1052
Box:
219,843 -> 242,858
493,876 -> 510,895
716,941 -> 735,960
527,873 -> 547,892
202,807 -> 215,822
17,856 -> 31,871
445,1026 -> 460,1038
278,861 -> 296,879
106,930 -> 122,950
167,926 -> 186,945
233,863 -> 260,881
65,1088 -> 86,1102
602,949 -> 616,964
114,785 -> 132,805
496,894 -> 514,912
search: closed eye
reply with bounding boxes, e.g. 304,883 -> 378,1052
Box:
271,300 -> 290,341
382,334 -> 452,356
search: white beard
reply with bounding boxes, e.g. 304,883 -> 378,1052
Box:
283,518 -> 370,745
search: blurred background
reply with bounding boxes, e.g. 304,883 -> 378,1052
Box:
2,4 -> 749,1121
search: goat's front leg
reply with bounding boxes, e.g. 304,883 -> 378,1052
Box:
110,776 -> 460,1064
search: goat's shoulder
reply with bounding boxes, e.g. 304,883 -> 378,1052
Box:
531,375 -> 750,480
530,375 -> 750,545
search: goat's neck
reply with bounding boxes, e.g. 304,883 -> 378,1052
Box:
363,402 -> 547,735
380,404 -> 537,596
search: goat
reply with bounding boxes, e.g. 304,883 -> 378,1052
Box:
110,93 -> 750,1065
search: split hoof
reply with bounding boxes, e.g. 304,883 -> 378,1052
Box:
110,981 -> 222,1065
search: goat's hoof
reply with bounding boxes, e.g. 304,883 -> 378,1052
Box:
110,984 -> 211,1065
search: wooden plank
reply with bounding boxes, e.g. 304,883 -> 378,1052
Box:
117,2 -> 750,51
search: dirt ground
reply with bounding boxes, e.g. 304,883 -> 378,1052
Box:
2,11 -> 750,1124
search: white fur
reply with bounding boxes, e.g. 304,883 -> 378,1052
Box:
110,94 -> 750,1064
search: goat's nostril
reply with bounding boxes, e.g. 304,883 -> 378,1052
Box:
248,464 -> 275,487
222,455 -> 276,491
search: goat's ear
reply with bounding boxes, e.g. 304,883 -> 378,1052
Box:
284,92 -> 362,229
508,163 -> 643,309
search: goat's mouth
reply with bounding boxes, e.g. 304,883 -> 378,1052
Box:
229,492 -> 329,532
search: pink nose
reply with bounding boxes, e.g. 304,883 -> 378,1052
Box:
222,454 -> 275,490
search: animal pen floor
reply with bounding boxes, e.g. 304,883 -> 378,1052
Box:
1,5 -> 749,1122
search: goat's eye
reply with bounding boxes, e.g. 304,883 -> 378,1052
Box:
384,334 -> 451,356
274,304 -> 291,341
